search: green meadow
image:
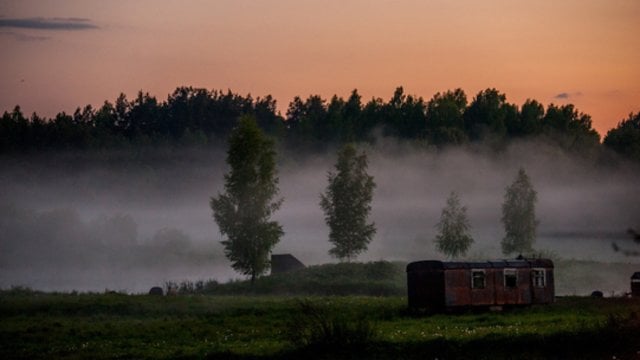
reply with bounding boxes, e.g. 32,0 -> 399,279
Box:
1,289 -> 639,359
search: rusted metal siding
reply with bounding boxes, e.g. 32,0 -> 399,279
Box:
531,269 -> 554,304
492,268 -> 532,305
444,269 -> 470,307
444,268 -> 536,307
470,270 -> 495,306
407,258 -> 554,310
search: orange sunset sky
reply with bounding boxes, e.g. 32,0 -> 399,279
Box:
1,0 -> 639,137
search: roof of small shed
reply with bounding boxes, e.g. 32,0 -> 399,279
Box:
406,258 -> 554,273
632,272 -> 640,280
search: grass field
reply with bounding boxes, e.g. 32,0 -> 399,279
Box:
163,259 -> 640,297
1,289 -> 639,359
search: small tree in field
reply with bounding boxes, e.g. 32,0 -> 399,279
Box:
320,143 -> 376,261
210,115 -> 283,283
434,191 -> 473,259
501,167 -> 538,255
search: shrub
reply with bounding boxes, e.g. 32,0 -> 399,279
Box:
287,299 -> 378,349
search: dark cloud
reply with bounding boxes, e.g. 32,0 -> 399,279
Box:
0,30 -> 50,41
0,17 -> 98,30
553,91 -> 583,100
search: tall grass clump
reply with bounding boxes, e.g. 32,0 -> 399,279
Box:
287,299 -> 378,349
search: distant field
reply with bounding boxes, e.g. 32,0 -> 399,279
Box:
167,260 -> 639,297
1,290 -> 639,359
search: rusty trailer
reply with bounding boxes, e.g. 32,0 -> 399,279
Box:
407,258 -> 554,311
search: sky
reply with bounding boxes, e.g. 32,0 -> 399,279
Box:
1,0 -> 639,137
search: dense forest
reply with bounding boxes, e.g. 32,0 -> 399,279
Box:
1,86 -> 638,160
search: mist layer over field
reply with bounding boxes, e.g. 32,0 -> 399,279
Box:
1,140 -> 639,294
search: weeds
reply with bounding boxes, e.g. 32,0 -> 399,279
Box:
604,311 -> 640,333
164,280 -> 206,295
287,299 -> 378,348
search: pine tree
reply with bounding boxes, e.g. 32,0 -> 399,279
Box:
434,191 -> 473,259
501,168 -> 538,255
320,143 -> 376,261
210,115 -> 283,282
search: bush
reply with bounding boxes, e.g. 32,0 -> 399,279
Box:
287,299 -> 378,349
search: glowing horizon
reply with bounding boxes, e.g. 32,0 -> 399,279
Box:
1,0 -> 639,137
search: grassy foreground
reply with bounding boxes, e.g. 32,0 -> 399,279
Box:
1,290 -> 639,359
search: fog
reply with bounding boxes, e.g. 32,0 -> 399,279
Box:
1,140 -> 639,294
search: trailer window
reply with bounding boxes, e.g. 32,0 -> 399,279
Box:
504,269 -> 517,288
532,269 -> 546,288
471,270 -> 485,289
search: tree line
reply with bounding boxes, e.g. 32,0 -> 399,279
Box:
2,86 -> 638,160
